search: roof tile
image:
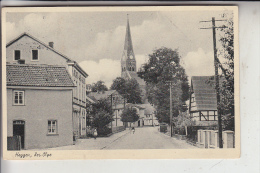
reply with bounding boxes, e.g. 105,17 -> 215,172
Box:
191,76 -> 217,111
7,64 -> 75,87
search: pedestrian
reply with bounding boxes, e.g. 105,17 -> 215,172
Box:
93,128 -> 98,139
131,127 -> 135,134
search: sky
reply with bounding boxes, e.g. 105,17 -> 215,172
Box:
5,9 -> 232,87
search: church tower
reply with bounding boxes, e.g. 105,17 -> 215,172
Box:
121,15 -> 136,79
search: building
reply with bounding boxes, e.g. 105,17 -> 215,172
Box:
87,90 -> 125,128
189,76 -> 218,126
120,16 -> 159,127
6,33 -> 88,137
121,16 -> 147,103
6,64 -> 74,149
142,104 -> 159,126
123,103 -> 145,127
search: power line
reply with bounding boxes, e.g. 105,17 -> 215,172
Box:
199,17 -> 227,149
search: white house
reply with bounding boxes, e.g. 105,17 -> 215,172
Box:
6,33 -> 88,138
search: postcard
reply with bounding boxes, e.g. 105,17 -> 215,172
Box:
2,6 -> 239,159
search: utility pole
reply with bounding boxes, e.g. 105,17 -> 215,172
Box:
200,17 -> 226,148
166,81 -> 173,137
170,81 -> 173,137
110,94 -> 113,133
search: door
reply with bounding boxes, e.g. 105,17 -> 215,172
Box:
13,120 -> 25,149
138,120 -> 140,127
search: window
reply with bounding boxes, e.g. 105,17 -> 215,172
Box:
32,50 -> 38,60
48,120 -> 57,134
13,91 -> 24,105
14,50 -> 21,60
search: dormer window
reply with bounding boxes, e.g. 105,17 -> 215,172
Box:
32,50 -> 38,61
14,50 -> 20,60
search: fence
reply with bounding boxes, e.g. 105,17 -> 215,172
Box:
7,136 -> 21,150
159,123 -> 168,133
173,126 -> 234,148
197,130 -> 235,148
186,126 -> 217,144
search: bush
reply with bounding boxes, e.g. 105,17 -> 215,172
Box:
97,126 -> 112,136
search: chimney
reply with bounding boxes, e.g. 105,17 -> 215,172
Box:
18,59 -> 25,64
49,42 -> 54,48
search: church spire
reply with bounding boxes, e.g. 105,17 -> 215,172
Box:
124,14 -> 134,56
121,15 -> 136,77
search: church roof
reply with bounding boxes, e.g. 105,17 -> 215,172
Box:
124,15 -> 134,57
130,72 -> 146,86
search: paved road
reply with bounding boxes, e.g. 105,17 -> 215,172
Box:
39,126 -> 196,150
103,126 -> 196,149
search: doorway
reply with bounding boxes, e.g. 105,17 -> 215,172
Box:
138,120 -> 140,127
13,120 -> 25,149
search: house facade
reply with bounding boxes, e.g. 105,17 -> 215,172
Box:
87,90 -> 125,128
124,104 -> 145,127
6,33 -> 88,137
189,76 -> 218,126
142,104 -> 159,126
6,64 -> 74,149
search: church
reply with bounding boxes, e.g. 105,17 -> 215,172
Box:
121,16 -> 147,103
120,16 -> 159,127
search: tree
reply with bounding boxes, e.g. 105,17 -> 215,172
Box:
110,77 -> 142,104
91,80 -> 108,92
120,107 -> 139,125
110,77 -> 126,95
173,111 -> 195,128
125,79 -> 142,104
138,47 -> 189,124
90,98 -> 113,135
218,14 -> 234,131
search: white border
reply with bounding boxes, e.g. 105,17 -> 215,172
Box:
1,1 -> 259,173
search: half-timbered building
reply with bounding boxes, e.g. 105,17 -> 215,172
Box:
189,76 -> 218,126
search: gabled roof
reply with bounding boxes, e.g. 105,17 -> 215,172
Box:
191,76 -> 217,111
86,95 -> 97,104
7,64 -> 75,87
6,32 -> 88,77
126,103 -> 145,110
88,90 -> 120,101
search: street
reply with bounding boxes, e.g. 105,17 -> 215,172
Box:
42,126 -> 196,150
103,126 -> 196,149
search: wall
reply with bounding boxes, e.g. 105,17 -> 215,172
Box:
7,35 -> 87,137
113,109 -> 124,127
7,88 -> 73,149
6,36 -> 68,66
